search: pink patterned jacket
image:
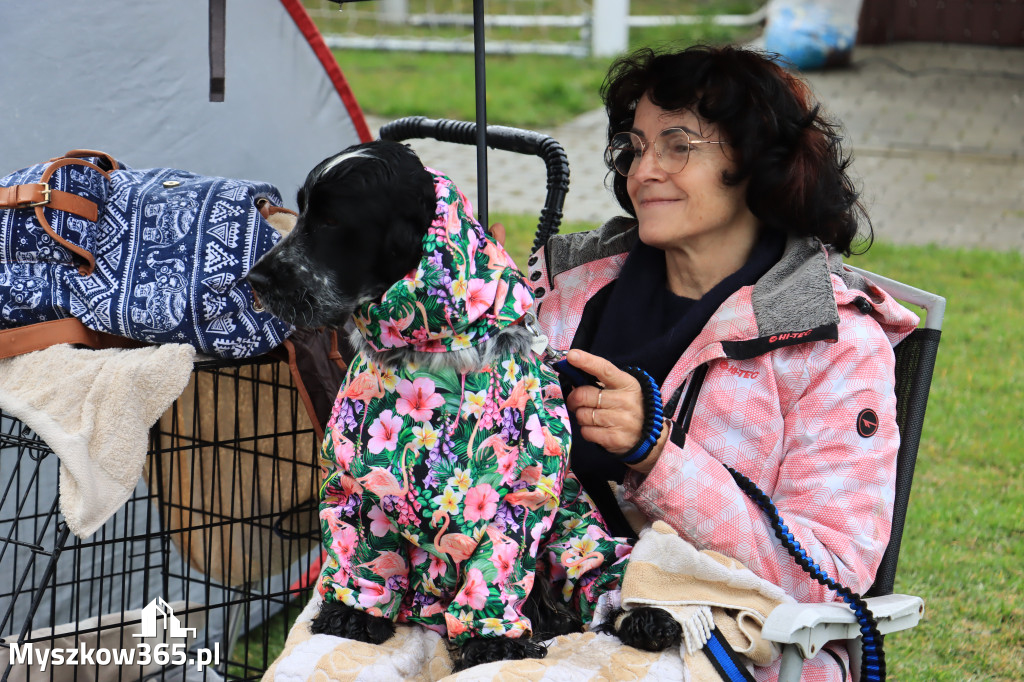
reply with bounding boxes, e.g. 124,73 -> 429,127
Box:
528,218 -> 920,681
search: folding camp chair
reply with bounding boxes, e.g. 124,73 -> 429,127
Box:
763,267 -> 945,681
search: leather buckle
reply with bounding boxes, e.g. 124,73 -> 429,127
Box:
20,183 -> 52,208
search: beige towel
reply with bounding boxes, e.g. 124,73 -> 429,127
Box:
621,521 -> 795,678
0,343 -> 195,538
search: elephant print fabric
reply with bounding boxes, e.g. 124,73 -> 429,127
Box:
318,171 -> 630,645
0,155 -> 292,358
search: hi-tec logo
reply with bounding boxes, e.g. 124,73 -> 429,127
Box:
768,329 -> 813,344
857,408 -> 880,438
723,363 -> 759,380
7,598 -> 220,673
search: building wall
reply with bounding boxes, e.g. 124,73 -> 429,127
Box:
859,0 -> 1024,46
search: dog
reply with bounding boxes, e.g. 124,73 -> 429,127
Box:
247,140 -> 629,669
594,606 -> 683,652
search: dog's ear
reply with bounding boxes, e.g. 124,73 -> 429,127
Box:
381,142 -> 436,216
375,163 -> 435,279
408,164 -> 437,232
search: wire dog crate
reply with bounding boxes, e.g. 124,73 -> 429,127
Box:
1,119 -> 568,682
1,355 -> 323,681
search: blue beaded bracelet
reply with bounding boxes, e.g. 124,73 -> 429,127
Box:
618,366 -> 664,465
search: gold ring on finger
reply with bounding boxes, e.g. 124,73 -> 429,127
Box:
597,390 -> 604,409
592,407 -> 602,428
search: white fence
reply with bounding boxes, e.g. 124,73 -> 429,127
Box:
306,0 -> 767,58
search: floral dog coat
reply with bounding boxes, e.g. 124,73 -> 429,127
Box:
318,170 -> 630,645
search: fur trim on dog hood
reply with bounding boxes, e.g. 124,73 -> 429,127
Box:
353,169 -> 534,353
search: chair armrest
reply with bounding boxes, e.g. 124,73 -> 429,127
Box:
845,264 -> 946,330
762,594 -> 925,659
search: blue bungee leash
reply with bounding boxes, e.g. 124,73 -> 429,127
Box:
728,466 -> 886,681
677,364 -> 886,682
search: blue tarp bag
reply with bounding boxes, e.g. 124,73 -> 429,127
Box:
0,150 -> 292,359
763,0 -> 864,71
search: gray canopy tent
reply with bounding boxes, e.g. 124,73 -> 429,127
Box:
0,0 -> 371,202
1,2 -> 369,677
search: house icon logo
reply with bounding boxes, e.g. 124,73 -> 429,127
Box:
133,598 -> 198,639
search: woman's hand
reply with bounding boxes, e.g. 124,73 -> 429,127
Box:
563,350 -> 669,474
489,222 -> 506,246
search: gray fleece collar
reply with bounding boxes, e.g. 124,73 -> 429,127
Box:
751,236 -> 840,338
545,216 -> 637,282
546,220 -> 846,342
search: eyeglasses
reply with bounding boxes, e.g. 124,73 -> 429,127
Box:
605,128 -> 725,177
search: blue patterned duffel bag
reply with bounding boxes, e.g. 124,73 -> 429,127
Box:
0,150 -> 293,359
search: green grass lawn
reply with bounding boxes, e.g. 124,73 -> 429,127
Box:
845,243 -> 1024,682
319,2 -> 761,127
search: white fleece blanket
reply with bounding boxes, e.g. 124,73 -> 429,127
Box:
0,343 -> 195,538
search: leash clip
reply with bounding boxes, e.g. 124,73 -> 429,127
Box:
523,312 -> 556,359
524,313 -> 599,387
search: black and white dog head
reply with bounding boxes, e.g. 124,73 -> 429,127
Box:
247,140 -> 436,329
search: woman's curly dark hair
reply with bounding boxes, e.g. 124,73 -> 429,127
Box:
600,45 -> 871,256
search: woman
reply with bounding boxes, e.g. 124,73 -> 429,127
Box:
527,45 -> 919,681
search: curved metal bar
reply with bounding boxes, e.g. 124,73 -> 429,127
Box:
379,116 -> 570,253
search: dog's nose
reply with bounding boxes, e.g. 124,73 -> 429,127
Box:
246,267 -> 271,293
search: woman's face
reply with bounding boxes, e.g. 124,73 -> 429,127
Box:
626,96 -> 758,252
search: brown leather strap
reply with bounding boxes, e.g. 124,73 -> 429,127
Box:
57,149 -> 120,170
46,188 -> 99,220
0,318 -> 149,360
256,198 -> 298,220
0,155 -> 111,276
328,329 -> 347,369
0,184 -> 98,221
277,337 -> 324,442
30,157 -> 112,276
43,155 -> 112,181
0,184 -> 50,209
269,329 -> 350,443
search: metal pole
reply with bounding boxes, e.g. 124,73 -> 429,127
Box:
472,0 -> 488,229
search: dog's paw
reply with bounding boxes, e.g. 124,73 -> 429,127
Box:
522,577 -> 584,639
452,636 -> 548,671
309,600 -> 396,645
604,606 -> 682,652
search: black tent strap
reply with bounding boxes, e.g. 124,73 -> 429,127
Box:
209,0 -> 226,102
